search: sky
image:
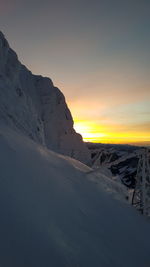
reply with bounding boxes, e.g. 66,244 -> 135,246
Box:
0,0 -> 150,145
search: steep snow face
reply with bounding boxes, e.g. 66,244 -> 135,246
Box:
0,125 -> 150,267
0,31 -> 90,163
0,32 -> 46,145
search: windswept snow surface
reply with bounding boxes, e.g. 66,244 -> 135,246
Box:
0,125 -> 150,267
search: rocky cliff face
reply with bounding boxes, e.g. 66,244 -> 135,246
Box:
0,31 -> 90,164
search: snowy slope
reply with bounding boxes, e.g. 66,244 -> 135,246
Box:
0,125 -> 150,267
0,31 -> 90,164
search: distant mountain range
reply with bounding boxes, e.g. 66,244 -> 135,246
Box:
86,142 -> 143,189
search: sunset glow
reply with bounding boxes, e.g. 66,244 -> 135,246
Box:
74,120 -> 150,145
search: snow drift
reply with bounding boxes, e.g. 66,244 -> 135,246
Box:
0,125 -> 150,267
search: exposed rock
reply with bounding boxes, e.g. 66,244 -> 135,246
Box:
87,142 -> 141,188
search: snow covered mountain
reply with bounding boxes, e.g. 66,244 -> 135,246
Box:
0,32 -> 150,266
0,31 -> 90,164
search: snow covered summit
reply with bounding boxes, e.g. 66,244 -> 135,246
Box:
0,31 -> 90,164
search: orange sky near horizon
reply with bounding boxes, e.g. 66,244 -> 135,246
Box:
73,119 -> 150,145
61,66 -> 150,146
69,93 -> 150,145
